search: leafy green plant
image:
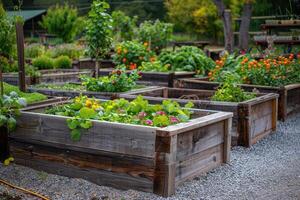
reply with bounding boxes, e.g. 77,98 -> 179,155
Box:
35,83 -> 85,91
3,82 -> 47,104
86,0 -> 113,75
32,56 -> 54,70
0,92 -> 26,132
25,44 -> 45,59
54,56 -> 72,69
137,20 -> 173,52
25,65 -> 41,78
211,74 -> 255,102
46,95 -> 194,141
81,69 -> 141,92
138,61 -> 170,72
159,46 -> 215,74
113,41 -> 155,70
40,4 -> 83,42
112,10 -> 138,41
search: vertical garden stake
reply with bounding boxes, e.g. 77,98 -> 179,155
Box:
16,21 -> 26,92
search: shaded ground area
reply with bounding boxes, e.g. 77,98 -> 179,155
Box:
0,112 -> 299,200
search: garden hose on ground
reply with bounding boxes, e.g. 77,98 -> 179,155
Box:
0,179 -> 50,200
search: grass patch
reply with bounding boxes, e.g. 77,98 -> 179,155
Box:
3,82 -> 47,104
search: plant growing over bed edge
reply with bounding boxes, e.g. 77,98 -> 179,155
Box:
45,95 -> 194,141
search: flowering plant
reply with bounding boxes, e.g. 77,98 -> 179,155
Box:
113,41 -> 156,70
209,54 -> 300,87
46,95 -> 194,141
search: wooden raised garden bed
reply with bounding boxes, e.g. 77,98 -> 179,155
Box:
121,87 -> 279,147
3,69 -> 92,86
176,78 -> 300,121
8,102 -> 233,197
73,58 -> 115,71
28,85 -> 160,100
99,68 -> 195,87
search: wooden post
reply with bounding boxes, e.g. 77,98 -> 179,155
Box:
238,3 -> 253,51
95,59 -> 99,78
0,127 -> 9,162
0,69 -> 3,96
16,22 -> 26,92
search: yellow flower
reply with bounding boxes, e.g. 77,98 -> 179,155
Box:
85,100 -> 92,108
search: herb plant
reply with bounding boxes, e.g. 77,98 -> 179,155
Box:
211,74 -> 255,102
46,95 -> 194,141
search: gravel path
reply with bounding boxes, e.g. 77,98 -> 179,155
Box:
0,112 -> 299,200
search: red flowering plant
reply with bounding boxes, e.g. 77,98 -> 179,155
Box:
209,53 -> 300,87
113,41 -> 156,70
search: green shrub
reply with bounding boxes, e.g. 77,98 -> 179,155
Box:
54,56 -> 72,69
47,44 -> 83,59
112,10 -> 138,41
138,61 -> 170,72
25,44 -> 45,58
32,56 -> 54,70
137,20 -> 173,52
39,4 -> 82,42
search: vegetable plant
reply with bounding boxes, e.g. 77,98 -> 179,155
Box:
138,61 -> 171,72
80,69 -> 141,92
46,95 -> 194,141
54,56 -> 72,69
137,20 -> 173,52
0,92 -> 26,132
113,41 -> 155,70
159,46 -> 215,74
112,10 -> 138,41
32,56 -> 54,70
25,44 -> 45,59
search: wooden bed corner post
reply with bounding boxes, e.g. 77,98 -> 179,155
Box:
168,72 -> 175,88
154,132 -> 177,197
223,117 -> 232,163
237,104 -> 251,147
16,21 -> 26,92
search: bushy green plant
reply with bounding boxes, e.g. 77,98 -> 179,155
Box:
138,61 -> 170,72
159,46 -> 215,74
45,95 -> 194,141
137,20 -> 173,52
211,74 -> 255,102
47,44 -> 83,59
112,10 -> 138,41
3,82 -> 47,104
32,56 -> 54,70
25,65 -> 41,78
40,4 -> 82,42
0,5 -> 15,59
80,69 -> 140,92
0,92 -> 26,132
0,56 -> 18,73
25,44 -> 45,58
113,41 -> 155,70
54,56 -> 72,69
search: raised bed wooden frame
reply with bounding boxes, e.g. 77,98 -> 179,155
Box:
121,87 -> 279,147
28,86 -> 160,100
176,78 -> 300,121
8,102 -> 232,197
3,69 -> 92,86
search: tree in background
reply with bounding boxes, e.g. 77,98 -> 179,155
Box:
112,10 -> 138,42
40,4 -> 84,42
0,4 -> 15,59
86,0 -> 112,77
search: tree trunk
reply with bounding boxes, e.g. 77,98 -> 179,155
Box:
0,127 -> 9,162
213,0 -> 234,53
239,3 -> 253,51
95,60 -> 99,78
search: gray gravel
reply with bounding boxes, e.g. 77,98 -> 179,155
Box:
0,112 -> 299,200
